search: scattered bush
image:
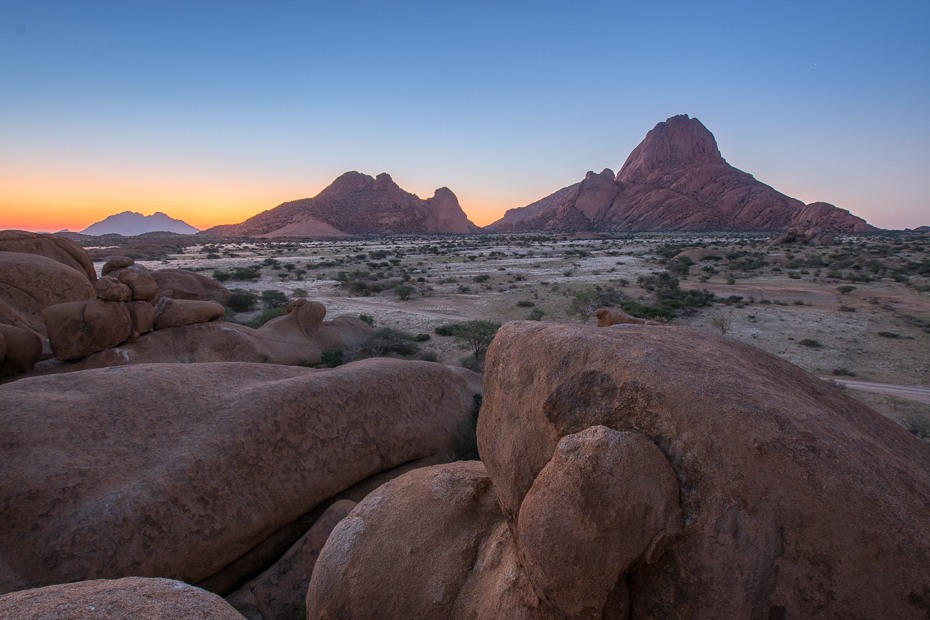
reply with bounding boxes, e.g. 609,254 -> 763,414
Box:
212,270 -> 231,283
798,339 -> 822,348
443,320 -> 502,359
230,267 -> 261,281
261,290 -> 289,308
516,300 -> 535,307
837,285 -> 857,294
235,307 -> 286,329
363,328 -> 421,358
528,307 -> 545,321
394,285 -> 415,300
358,314 -> 374,326
832,368 -> 856,377
227,289 -> 258,312
877,332 -> 900,338
473,274 -> 490,282
838,305 -> 856,312
292,288 -> 308,297
905,412 -> 930,439
710,312 -> 732,334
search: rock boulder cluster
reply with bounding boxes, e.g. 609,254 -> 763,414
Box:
769,226 -> 835,246
43,257 -> 226,360
305,322 -> 930,619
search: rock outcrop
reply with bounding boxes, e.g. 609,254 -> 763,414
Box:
487,115 -> 877,233
0,230 -> 96,281
307,322 -> 930,619
769,226 -> 835,246
0,577 -> 245,619
203,172 -> 480,238
29,298 -> 372,374
0,251 -> 96,336
0,359 -> 482,594
151,268 -> 232,304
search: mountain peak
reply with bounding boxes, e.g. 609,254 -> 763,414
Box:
616,114 -> 722,183
80,211 -> 199,236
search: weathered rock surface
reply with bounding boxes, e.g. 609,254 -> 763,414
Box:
0,359 -> 482,594
152,298 -> 225,330
0,251 -> 95,336
308,322 -> 930,619
203,172 -> 480,238
94,275 -> 133,302
28,300 -> 372,374
101,256 -> 136,276
487,115 -> 877,233
42,299 -> 132,360
0,230 -> 97,281
595,307 -> 651,326
305,462 -> 552,620
0,324 -> 42,377
477,322 -> 930,618
0,577 -> 245,619
151,268 -> 232,304
126,300 -> 156,334
228,500 -> 356,620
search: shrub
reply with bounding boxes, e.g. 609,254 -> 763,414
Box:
516,300 -> 535,307
473,274 -> 490,282
839,305 -> 856,312
837,285 -> 857,294
261,290 -> 289,308
236,306 -> 286,329
832,368 -> 856,377
528,307 -> 545,321
710,312 -> 732,334
394,285 -> 415,300
292,288 -> 308,297
320,350 -> 344,367
358,314 -> 374,326
212,270 -> 231,283
228,289 -> 258,312
437,320 -> 502,359
364,328 -> 420,357
798,339 -> 822,348
905,412 -> 930,439
877,332 -> 900,338
413,333 -> 431,342
230,267 -> 261,280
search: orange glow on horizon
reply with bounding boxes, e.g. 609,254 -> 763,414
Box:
1,175 -> 514,233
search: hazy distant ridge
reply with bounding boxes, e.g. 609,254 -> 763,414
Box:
81,211 -> 199,236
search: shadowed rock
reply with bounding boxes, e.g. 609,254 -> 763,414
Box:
0,251 -> 95,336
0,359 -> 482,594
0,577 -> 244,619
152,268 -> 232,304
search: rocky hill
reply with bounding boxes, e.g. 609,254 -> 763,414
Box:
81,211 -> 199,236
487,115 -> 876,233
203,172 -> 480,238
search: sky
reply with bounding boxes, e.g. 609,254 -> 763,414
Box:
1,1 -> 928,232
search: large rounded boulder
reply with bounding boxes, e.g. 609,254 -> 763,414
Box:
306,322 -> 930,619
0,251 -> 95,335
0,230 -> 96,282
0,359 -> 482,595
152,268 -> 232,304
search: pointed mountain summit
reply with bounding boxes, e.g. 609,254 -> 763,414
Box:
487,114 -> 875,233
81,211 -> 199,236
203,172 -> 479,238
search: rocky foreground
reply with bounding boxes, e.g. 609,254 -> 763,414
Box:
0,230 -> 928,619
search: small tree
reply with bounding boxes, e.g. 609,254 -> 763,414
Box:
394,285 -> 415,300
453,320 -> 502,359
261,289 -> 289,308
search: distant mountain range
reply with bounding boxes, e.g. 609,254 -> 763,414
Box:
201,172 -> 479,238
485,115 -> 875,233
81,211 -> 199,236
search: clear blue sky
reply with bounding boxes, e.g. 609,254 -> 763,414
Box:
1,0 -> 928,230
